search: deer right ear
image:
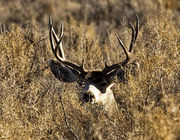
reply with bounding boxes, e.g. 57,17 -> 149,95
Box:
49,60 -> 80,83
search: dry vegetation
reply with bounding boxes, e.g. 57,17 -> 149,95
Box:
0,0 -> 180,139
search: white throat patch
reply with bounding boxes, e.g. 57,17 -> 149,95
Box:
85,83 -> 116,113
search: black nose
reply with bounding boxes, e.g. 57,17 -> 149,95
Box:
82,93 -> 94,103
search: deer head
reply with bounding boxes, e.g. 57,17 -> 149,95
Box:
48,15 -> 139,110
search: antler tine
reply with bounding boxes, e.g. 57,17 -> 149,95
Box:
58,23 -> 66,59
103,15 -> 139,74
49,16 -> 62,44
59,23 -> 64,38
54,33 -> 65,61
49,15 -> 65,60
55,23 -> 66,60
49,16 -> 85,74
49,15 -> 62,61
116,35 -> 130,64
52,23 -> 64,43
129,14 -> 139,53
128,22 -> 135,53
115,15 -> 139,66
135,14 -> 139,41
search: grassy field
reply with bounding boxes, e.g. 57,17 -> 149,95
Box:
0,0 -> 180,139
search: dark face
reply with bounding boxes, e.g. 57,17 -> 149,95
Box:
49,60 -> 123,104
82,71 -> 112,93
79,71 -> 112,104
79,69 -> 126,104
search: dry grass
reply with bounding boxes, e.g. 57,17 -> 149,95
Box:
0,0 -> 180,139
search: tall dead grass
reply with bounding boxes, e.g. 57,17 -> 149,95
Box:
0,0 -> 180,139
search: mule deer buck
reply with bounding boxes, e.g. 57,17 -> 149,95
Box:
49,15 -> 139,112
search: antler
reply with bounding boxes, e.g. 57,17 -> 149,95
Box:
103,14 -> 139,74
49,16 -> 85,74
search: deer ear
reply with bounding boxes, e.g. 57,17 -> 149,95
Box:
49,60 -> 80,83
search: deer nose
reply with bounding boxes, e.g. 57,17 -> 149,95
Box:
82,91 -> 95,103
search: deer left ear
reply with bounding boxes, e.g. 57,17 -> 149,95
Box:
49,60 -> 80,83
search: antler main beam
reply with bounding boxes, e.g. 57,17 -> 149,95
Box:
103,15 -> 139,74
49,16 -> 85,74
